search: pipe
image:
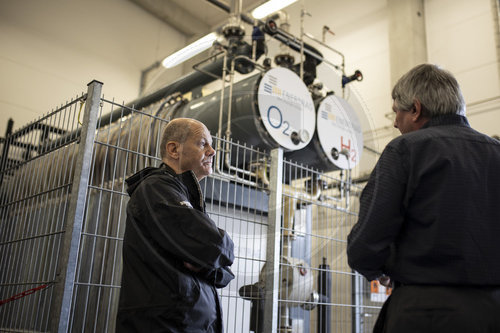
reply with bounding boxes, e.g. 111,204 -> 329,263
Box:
303,32 -> 344,74
206,0 -> 255,26
262,19 -> 323,64
209,53 -> 265,183
282,183 -> 321,202
213,149 -> 260,187
223,143 -> 259,177
42,56 -> 227,153
299,8 -> 308,80
99,57 -> 226,126
223,54 -> 266,141
219,55 -> 267,179
317,257 -> 331,333
211,52 -> 255,183
205,0 -> 324,64
228,0 -> 243,23
217,52 -> 228,140
225,56 -> 236,139
256,163 -> 322,202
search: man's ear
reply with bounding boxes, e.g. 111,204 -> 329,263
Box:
166,141 -> 180,160
412,99 -> 423,122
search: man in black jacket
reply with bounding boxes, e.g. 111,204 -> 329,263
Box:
116,118 -> 235,332
347,64 -> 500,332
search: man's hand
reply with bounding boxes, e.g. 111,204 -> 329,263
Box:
184,262 -> 203,273
378,275 -> 391,287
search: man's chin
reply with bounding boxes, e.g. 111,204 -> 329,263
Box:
195,168 -> 212,180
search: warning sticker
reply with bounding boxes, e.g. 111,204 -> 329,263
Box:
370,280 -> 392,303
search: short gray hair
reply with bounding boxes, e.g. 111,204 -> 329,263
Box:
391,64 -> 466,117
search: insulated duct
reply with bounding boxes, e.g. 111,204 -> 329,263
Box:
176,67 -> 316,156
42,56 -> 228,154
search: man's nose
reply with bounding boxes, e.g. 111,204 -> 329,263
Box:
207,146 -> 216,157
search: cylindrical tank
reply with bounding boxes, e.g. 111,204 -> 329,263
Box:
286,94 -> 363,171
176,67 -> 316,155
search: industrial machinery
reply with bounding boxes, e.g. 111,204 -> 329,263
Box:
176,66 -> 316,155
0,1 -> 376,332
97,15 -> 368,327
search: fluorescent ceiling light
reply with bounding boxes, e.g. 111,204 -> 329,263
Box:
252,0 -> 299,19
162,32 -> 218,68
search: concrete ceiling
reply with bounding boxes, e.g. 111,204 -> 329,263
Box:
128,0 -> 265,38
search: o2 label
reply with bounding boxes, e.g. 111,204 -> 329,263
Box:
258,68 -> 315,150
267,105 -> 292,136
267,106 -> 282,129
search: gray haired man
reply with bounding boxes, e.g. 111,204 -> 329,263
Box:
347,64 -> 500,332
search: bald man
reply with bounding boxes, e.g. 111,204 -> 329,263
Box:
117,118 -> 235,332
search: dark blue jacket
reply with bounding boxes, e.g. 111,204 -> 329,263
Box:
117,164 -> 234,332
347,115 -> 500,285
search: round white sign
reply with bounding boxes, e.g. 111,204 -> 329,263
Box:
257,67 -> 315,150
317,95 -> 363,169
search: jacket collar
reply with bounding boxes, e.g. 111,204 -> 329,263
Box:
160,163 -> 205,212
421,114 -> 470,129
161,163 -> 179,178
125,166 -> 162,195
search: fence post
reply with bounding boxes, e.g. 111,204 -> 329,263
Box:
50,80 -> 102,332
263,148 -> 283,333
0,118 -> 14,188
352,272 -> 362,333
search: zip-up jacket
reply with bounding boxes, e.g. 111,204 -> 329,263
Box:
116,163 -> 235,332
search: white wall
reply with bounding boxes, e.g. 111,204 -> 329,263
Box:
0,0 -> 186,135
425,0 -> 500,137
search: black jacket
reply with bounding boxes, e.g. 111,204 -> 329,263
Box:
347,115 -> 500,285
116,164 -> 235,332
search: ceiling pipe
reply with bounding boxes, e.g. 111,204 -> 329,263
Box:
206,0 -> 324,64
41,56 -> 227,153
229,0 -> 243,21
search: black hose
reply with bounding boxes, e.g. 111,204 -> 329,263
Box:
318,257 -> 331,333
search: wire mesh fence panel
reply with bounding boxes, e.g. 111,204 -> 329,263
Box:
201,137 -> 270,333
0,86 -> 380,332
0,94 -> 85,332
67,96 -> 174,333
264,155 -> 382,333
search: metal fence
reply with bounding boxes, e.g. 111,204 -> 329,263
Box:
0,81 -> 382,332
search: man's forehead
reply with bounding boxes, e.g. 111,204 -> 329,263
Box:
191,124 -> 211,140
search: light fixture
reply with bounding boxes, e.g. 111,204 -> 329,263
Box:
162,32 -> 218,68
251,0 -> 299,19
